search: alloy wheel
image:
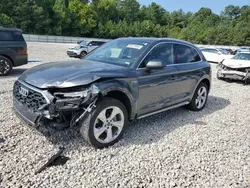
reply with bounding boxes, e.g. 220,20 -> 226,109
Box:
93,106 -> 125,144
195,86 -> 207,109
0,60 -> 11,75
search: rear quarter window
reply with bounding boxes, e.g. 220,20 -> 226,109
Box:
13,31 -> 25,41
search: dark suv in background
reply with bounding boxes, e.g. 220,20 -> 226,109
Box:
0,27 -> 28,75
13,37 -> 211,148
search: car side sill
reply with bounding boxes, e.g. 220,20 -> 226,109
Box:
137,101 -> 189,119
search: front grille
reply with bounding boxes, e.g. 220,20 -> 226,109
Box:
67,51 -> 76,56
13,81 -> 47,112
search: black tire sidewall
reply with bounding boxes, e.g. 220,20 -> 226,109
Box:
80,51 -> 87,58
0,56 -> 12,76
188,82 -> 208,111
81,97 -> 128,148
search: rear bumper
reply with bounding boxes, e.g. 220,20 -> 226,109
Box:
14,54 -> 28,67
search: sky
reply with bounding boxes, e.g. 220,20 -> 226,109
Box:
137,0 -> 250,14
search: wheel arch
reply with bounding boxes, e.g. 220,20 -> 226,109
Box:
96,82 -> 136,121
190,76 -> 211,101
0,54 -> 14,66
104,90 -> 133,120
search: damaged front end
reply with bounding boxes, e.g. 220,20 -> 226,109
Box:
217,63 -> 250,82
13,80 -> 100,130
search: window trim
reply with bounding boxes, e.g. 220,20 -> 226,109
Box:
137,41 -> 203,70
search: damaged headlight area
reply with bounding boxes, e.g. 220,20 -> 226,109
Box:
38,84 -> 100,129
217,65 -> 250,82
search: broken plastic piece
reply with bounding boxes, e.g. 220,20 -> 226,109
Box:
35,146 -> 68,175
75,97 -> 98,123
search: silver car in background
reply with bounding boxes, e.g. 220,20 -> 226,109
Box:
67,41 -> 106,58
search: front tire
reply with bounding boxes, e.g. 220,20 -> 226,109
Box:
80,97 -> 128,148
80,51 -> 87,59
187,82 -> 208,111
0,56 -> 12,76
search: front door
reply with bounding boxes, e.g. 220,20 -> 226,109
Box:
137,43 -> 180,116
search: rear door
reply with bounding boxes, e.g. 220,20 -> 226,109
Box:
173,44 -> 204,102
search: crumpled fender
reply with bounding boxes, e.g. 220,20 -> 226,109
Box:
94,79 -> 139,120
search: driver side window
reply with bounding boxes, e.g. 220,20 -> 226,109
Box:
139,43 -> 174,68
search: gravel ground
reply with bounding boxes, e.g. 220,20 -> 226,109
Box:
0,42 -> 249,188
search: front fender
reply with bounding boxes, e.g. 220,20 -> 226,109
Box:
94,79 -> 139,120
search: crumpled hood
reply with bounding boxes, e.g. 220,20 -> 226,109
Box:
18,60 -> 132,88
223,59 -> 250,69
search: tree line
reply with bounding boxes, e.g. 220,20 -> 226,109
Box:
0,0 -> 250,45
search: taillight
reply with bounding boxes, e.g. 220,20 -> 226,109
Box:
17,48 -> 28,55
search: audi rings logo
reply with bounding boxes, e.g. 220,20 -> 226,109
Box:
19,87 -> 29,97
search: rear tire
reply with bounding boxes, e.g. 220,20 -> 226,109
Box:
0,56 -> 12,76
187,82 -> 208,111
80,97 -> 128,149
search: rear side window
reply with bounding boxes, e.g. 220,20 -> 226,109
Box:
0,31 -> 14,41
175,44 -> 201,64
13,31 -> 24,41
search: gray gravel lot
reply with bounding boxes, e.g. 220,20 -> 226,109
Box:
0,42 -> 249,188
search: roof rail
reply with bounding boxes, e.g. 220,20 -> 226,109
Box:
0,24 -> 18,28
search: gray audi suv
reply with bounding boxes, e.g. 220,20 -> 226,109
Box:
13,37 -> 211,148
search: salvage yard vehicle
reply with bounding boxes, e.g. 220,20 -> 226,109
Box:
236,47 -> 250,54
217,52 -> 250,82
201,48 -> 234,63
13,37 -> 211,148
0,27 -> 28,76
67,40 -> 106,58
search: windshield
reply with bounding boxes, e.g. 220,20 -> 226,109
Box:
232,53 -> 250,61
84,40 -> 150,67
80,41 -> 87,46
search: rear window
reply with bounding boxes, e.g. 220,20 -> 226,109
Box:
0,31 -> 14,41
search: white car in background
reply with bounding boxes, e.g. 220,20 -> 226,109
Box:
236,47 -> 250,54
217,52 -> 250,83
200,48 -> 234,63
67,41 -> 106,58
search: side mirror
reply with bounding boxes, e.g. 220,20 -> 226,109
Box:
145,60 -> 164,72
